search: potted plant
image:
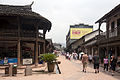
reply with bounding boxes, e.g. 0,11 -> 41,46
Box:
39,53 -> 57,72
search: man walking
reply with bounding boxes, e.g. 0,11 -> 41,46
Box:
93,51 -> 100,73
82,52 -> 88,73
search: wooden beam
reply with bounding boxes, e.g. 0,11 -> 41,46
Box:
98,22 -> 101,36
17,16 -> 20,37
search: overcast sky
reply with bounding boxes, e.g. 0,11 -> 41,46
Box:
0,0 -> 120,45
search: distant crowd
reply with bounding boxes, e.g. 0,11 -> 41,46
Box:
61,51 -> 120,76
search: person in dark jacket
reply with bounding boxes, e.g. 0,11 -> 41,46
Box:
93,51 -> 100,73
110,55 -> 117,76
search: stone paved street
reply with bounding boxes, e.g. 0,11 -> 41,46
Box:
0,55 -> 120,80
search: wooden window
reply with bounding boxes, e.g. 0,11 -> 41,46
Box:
111,21 -> 115,32
117,18 -> 120,27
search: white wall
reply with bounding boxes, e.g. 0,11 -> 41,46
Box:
84,31 -> 99,42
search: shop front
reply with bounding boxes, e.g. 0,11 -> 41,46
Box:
0,4 -> 52,66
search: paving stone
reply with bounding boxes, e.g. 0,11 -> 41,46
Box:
0,55 -> 119,80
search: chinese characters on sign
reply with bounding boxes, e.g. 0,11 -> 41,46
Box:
70,28 -> 93,39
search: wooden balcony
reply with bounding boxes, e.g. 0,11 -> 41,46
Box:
109,27 -> 118,38
99,27 -> 120,40
0,30 -> 18,38
0,30 -> 44,39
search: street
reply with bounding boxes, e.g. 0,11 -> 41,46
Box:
0,55 -> 120,80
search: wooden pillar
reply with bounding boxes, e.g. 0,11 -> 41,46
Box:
97,47 -> 100,57
98,22 -> 101,55
38,44 -> 40,56
43,29 -> 46,53
17,40 -> 21,66
98,22 -> 101,36
17,16 -> 21,66
35,22 -> 39,66
106,20 -> 110,38
43,41 -> 45,53
43,30 -> 46,39
35,40 -> 38,66
106,20 -> 110,56
92,47 -> 93,56
106,45 -> 109,55
115,46 -> 117,58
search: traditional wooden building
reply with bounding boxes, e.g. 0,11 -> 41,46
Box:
96,4 -> 120,60
53,43 -> 62,51
82,30 -> 103,56
0,4 -> 51,66
70,36 -> 84,53
71,30 -> 102,56
45,39 -> 54,53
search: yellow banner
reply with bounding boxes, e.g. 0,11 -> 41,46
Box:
70,28 -> 93,39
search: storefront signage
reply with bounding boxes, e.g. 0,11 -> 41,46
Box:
70,28 -> 93,39
23,58 -> 32,65
8,58 -> 18,64
0,60 -> 4,65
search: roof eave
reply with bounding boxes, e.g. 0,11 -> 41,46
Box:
95,4 -> 120,24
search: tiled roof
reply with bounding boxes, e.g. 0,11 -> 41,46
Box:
0,4 -> 52,31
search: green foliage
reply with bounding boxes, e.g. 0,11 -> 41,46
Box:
39,53 -> 57,63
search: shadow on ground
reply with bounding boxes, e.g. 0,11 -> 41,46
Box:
88,63 -> 120,80
32,70 -> 56,75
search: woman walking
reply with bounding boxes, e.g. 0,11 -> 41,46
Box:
103,56 -> 109,71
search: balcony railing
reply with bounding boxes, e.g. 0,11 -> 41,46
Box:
0,30 -> 18,37
109,27 -> 118,38
100,31 -> 106,36
0,30 -> 44,39
99,27 -> 120,40
21,30 -> 36,38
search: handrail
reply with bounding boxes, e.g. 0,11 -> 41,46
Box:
0,30 -> 44,38
100,27 -> 120,39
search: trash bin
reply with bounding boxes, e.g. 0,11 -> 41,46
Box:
5,64 -> 17,76
5,67 -> 9,75
25,66 -> 32,76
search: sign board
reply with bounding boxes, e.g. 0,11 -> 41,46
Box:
0,60 -> 4,65
0,58 -> 18,65
23,58 -> 32,65
4,58 -> 8,65
8,58 -> 18,64
70,28 -> 93,39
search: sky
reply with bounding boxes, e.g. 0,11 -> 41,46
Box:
0,0 -> 120,46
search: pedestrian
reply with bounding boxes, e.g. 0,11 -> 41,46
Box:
103,55 -> 109,71
68,54 -> 71,60
88,54 -> 92,64
75,52 -> 78,60
110,55 -> 117,76
93,51 -> 100,73
82,52 -> 88,73
72,51 -> 77,60
117,56 -> 120,67
66,52 -> 69,59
